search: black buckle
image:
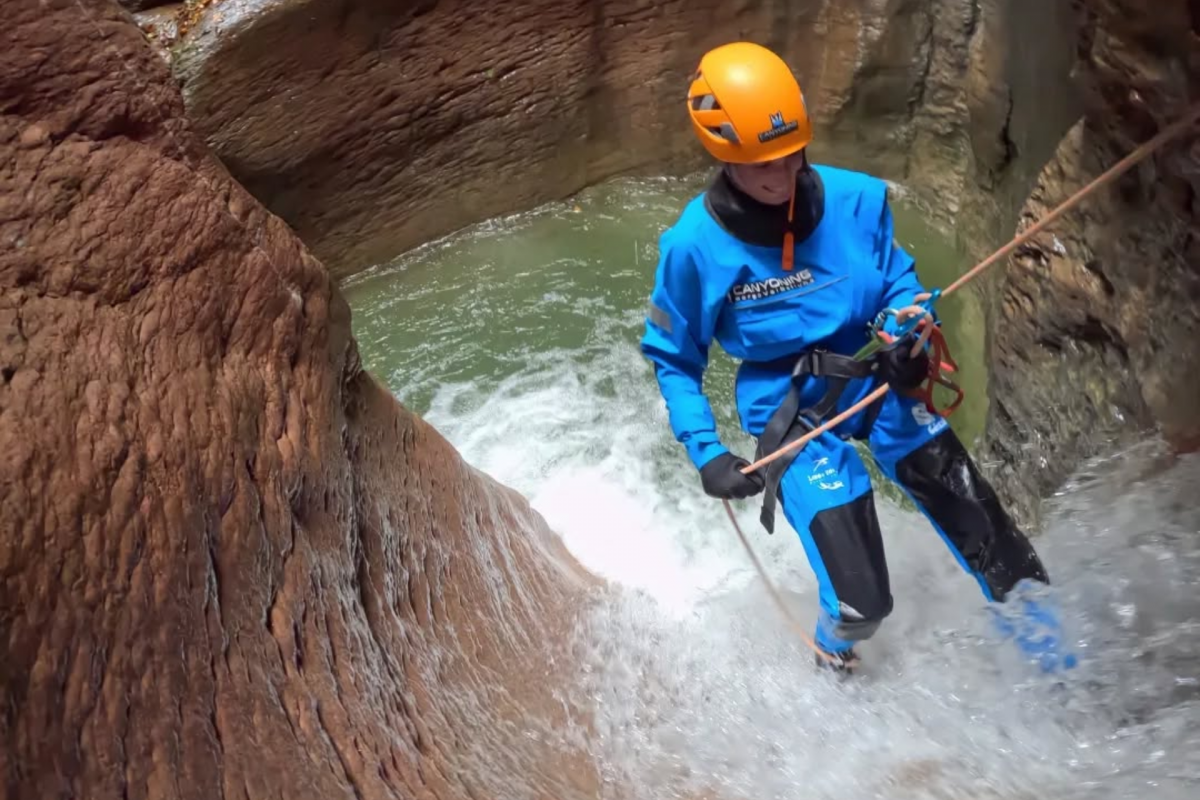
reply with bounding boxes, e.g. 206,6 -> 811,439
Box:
790,350 -> 818,380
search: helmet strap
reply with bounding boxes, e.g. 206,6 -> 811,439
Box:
782,172 -> 797,272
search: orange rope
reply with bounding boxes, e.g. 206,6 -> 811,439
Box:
726,101 -> 1200,660
721,499 -> 846,664
944,102 -> 1200,297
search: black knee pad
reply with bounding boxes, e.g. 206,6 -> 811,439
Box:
810,490 -> 894,640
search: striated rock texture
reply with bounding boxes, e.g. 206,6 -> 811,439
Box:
158,0 -> 1045,279
142,0 -> 1200,530
168,0 -> 796,278
0,2 -> 599,799
978,0 -> 1200,526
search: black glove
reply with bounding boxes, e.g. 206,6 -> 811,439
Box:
700,452 -> 766,500
876,333 -> 930,392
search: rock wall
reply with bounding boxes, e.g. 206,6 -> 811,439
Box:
977,0 -> 1200,526
66,3 -> 1198,513
137,0 -> 1200,532
0,2 -> 599,798
151,0 -> 1034,279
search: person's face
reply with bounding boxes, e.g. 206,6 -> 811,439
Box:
726,149 -> 807,205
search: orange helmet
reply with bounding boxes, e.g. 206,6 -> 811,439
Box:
686,42 -> 813,164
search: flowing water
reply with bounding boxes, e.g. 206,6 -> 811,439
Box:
342,172 -> 1200,800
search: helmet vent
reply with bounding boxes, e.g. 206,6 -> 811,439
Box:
708,122 -> 739,143
691,94 -> 721,111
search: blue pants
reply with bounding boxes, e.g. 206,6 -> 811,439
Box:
776,390 -> 1048,653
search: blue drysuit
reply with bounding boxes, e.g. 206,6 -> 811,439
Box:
640,163 -> 1049,654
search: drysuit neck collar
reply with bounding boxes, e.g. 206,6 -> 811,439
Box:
703,160 -> 825,248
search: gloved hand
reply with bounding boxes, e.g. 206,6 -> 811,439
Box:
700,452 -> 766,500
876,333 -> 930,392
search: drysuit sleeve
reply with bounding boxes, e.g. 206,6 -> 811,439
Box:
639,237 -> 727,471
872,190 -> 937,333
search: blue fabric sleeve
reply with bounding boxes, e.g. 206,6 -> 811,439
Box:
639,235 -> 728,471
872,190 -> 938,334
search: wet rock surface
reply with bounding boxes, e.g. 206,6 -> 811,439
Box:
141,0 -> 1200,533
164,0 -> 1027,279
1,2 -> 596,798
978,0 -> 1200,527
4,0 -> 1200,796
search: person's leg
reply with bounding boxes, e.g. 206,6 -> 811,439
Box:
866,391 -> 1048,600
866,391 -> 1073,670
776,429 -> 893,658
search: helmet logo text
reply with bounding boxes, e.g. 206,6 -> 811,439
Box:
759,109 -> 799,143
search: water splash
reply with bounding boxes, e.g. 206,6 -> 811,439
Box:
571,442 -> 1200,800
344,176 -> 1200,800
419,350 -> 1200,800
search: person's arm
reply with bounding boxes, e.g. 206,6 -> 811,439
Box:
639,234 -> 726,471
869,188 -> 939,390
871,189 -> 938,333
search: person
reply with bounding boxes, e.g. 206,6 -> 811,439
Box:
639,41 -> 1071,672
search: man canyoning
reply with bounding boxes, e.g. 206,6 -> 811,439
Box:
639,41 -> 1071,672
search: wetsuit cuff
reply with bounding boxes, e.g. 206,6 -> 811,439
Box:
690,440 -> 729,471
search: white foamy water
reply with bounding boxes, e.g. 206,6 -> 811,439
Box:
343,176 -> 1200,800
426,355 -> 1200,800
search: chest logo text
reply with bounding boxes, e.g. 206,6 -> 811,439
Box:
727,269 -> 815,304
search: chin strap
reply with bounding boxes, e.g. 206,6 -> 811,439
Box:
782,181 -> 796,272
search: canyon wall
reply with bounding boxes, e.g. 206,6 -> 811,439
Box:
1,2 -> 598,798
4,1 -> 1199,797
977,0 -> 1200,525
145,0 -> 1050,279
129,0 -> 1200,520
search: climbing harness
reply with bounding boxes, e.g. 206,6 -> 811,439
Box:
749,349 -> 882,535
746,289 -> 963,538
724,101 -> 1200,665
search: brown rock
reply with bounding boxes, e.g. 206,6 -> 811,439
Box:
978,0 -> 1200,526
5,1 -> 1198,797
17,124 -> 48,148
167,0 -> 1028,279
119,0 -> 175,11
1,2 -> 599,799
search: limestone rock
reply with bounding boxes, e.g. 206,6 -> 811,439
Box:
979,0 -> 1200,526
164,0 -> 1017,278
0,2 -> 597,798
